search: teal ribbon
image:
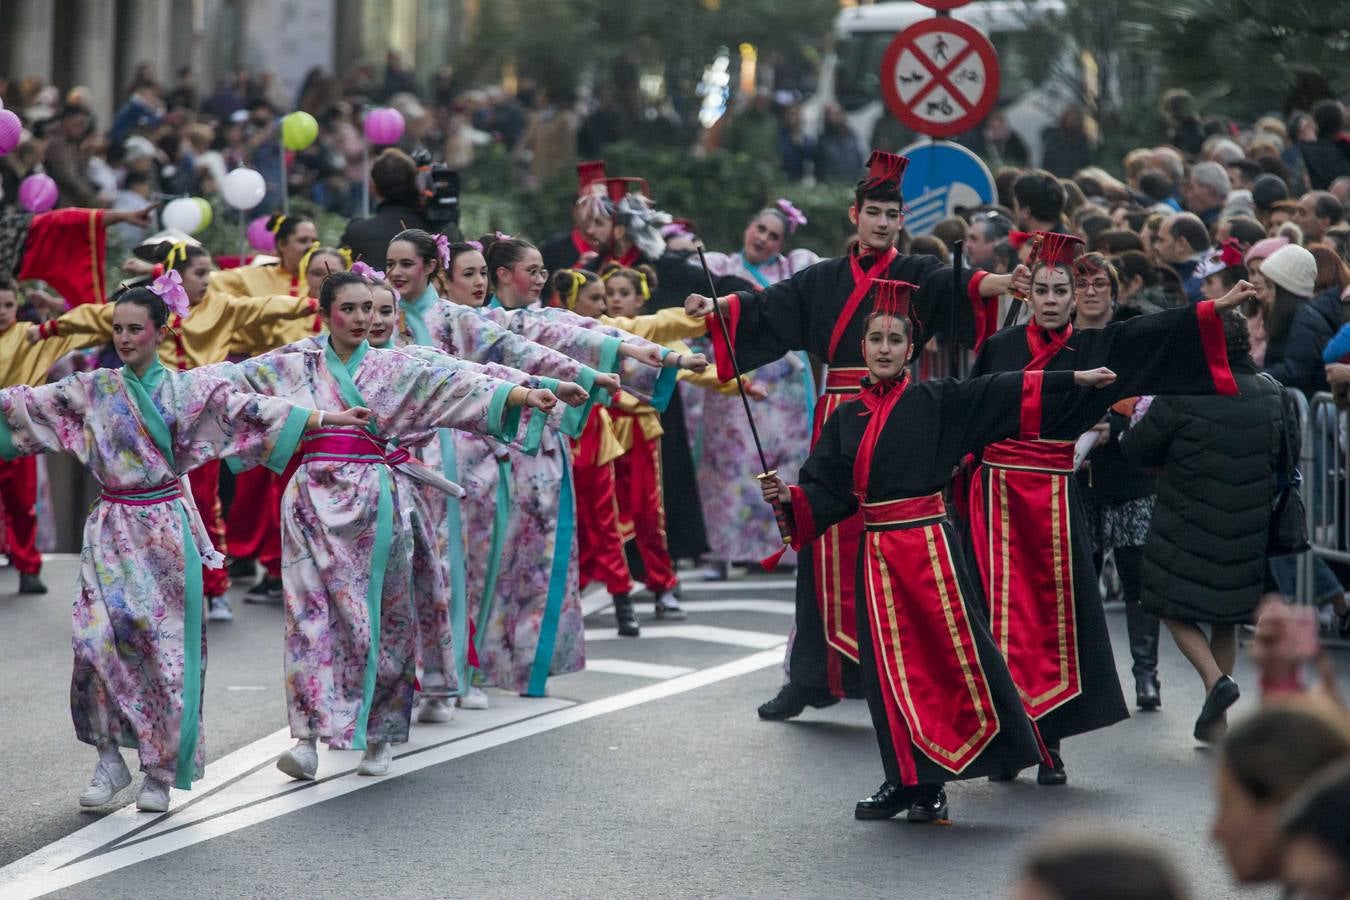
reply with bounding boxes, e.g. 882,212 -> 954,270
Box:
402,284 -> 475,697
487,294 -> 502,309
650,351 -> 679,413
321,341 -> 394,748
122,360 -> 202,791
523,378 -> 559,454
475,454 -> 513,659
526,441 -> 575,696
0,407 -> 17,460
737,255 -> 816,423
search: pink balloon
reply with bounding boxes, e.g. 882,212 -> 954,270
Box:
0,109 -> 22,156
363,107 -> 405,146
247,215 -> 276,252
18,174 -> 57,213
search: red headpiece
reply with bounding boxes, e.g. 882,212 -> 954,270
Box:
1032,231 -> 1085,268
862,150 -> 909,191
869,279 -> 918,319
605,177 -> 651,204
1217,237 -> 1245,269
577,160 -> 607,195
1008,230 -> 1033,250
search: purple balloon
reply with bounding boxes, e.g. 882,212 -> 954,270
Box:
18,174 -> 57,213
363,107 -> 405,146
246,215 -> 277,252
0,109 -> 22,156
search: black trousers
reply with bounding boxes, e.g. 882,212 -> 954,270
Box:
787,547 -> 861,694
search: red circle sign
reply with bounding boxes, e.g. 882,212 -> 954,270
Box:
880,18 -> 1001,139
914,0 -> 973,8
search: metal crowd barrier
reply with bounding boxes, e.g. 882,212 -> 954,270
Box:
1297,389 -> 1350,648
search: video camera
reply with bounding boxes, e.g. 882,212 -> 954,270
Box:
411,149 -> 460,230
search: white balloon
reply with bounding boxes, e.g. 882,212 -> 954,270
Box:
222,167 -> 267,211
162,197 -> 204,234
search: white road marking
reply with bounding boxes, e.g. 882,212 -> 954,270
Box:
0,650 -> 782,898
582,659 -> 696,680
673,599 -> 793,615
586,624 -> 786,649
676,579 -> 796,593
225,686 -> 267,692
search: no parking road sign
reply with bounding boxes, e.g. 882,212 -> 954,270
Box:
880,17 -> 1000,139
897,139 -> 996,236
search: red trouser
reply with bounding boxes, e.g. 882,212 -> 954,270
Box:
0,457 -> 41,574
225,467 -> 283,577
614,428 -> 678,593
573,455 -> 634,596
186,461 -> 229,597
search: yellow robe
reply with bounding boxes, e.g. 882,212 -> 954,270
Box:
0,321 -> 94,387
208,264 -> 321,354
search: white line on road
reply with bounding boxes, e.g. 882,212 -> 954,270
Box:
676,578 -> 796,593
582,659 -> 696,680
0,650 -> 782,899
586,624 -> 786,649
225,686 -> 267,692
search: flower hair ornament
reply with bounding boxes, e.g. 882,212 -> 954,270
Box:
774,198 -> 808,233
150,269 -> 191,318
351,261 -> 386,281
466,239 -> 483,252
434,233 -> 452,270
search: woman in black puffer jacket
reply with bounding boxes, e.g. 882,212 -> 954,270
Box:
1121,309 -> 1283,743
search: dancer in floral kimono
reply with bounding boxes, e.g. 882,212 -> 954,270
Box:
695,201 -> 819,578
0,282 -> 367,813
31,240 -> 320,620
216,271 -> 557,779
759,280 -> 1117,823
385,230 -> 619,706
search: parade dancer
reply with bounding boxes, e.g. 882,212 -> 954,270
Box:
966,232 -> 1256,783
759,280 -> 1116,822
686,151 -> 1028,719
215,271 -> 556,780
30,240 -> 320,620
0,282 -> 367,812
695,200 -> 819,580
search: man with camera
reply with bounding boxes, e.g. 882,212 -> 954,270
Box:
340,148 -> 457,267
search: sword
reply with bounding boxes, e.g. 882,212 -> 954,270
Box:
1005,232 -> 1045,328
695,246 -> 791,545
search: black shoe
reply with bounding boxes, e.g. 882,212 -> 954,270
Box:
1335,609 -> 1350,640
855,781 -> 915,820
18,573 -> 47,594
987,766 -> 1020,783
907,784 -> 949,823
227,557 -> 256,578
614,593 -> 640,637
1135,675 -> 1162,711
1194,675 -> 1240,742
1037,750 -> 1067,786
757,683 -> 839,721
244,575 -> 282,603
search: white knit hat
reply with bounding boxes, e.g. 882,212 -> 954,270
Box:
1260,244 -> 1317,298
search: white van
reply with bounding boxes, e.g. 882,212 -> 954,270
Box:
802,0 -> 1075,168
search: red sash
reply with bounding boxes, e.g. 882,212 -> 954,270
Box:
570,230 -> 594,267
810,368 -> 870,675
826,248 -> 899,363
852,389 -> 1001,781
968,438 -> 1081,719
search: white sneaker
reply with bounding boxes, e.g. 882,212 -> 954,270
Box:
78,754 -> 133,807
135,776 -> 170,813
457,686 -> 490,710
654,590 -> 686,620
276,739 -> 318,781
417,697 -> 455,723
207,596 -> 234,622
357,742 -> 392,776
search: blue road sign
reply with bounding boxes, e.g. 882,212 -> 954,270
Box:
896,139 -> 996,236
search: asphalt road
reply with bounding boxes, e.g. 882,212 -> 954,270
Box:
1,558 -> 1343,899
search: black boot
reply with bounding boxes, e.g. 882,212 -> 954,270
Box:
18,572 -> 47,594
907,783 -> 949,823
1037,747 -> 1067,785
1125,599 -> 1161,710
613,593 -> 640,637
1194,675 -> 1240,742
854,781 -> 915,820
757,683 -> 838,721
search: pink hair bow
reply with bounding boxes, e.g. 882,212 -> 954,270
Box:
351,261 -> 386,281
434,233 -> 452,270
775,198 -> 807,233
150,269 -> 191,318
466,240 -> 483,252
494,230 -> 513,240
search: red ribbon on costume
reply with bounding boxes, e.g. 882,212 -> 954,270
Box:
827,248 -> 899,363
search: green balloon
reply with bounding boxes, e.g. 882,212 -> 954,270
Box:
281,111 -> 319,151
192,197 -> 213,232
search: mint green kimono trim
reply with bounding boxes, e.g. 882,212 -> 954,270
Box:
526,441 -> 575,696
522,377 -> 560,455
320,342 -> 394,747
587,335 -> 623,408
559,367 -> 598,439
266,406 -> 312,474
121,362 -> 202,790
650,352 -> 678,413
0,411 -> 17,461
487,383 -> 521,444
475,455 -> 512,658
